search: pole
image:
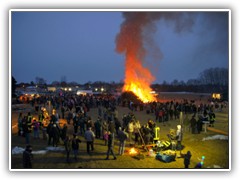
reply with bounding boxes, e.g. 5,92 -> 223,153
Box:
137,125 -> 148,152
132,117 -> 148,152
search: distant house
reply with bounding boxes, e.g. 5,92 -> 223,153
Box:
47,86 -> 57,92
212,92 -> 228,101
26,86 -> 38,92
212,93 -> 221,100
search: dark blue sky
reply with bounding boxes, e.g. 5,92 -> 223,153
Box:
11,11 -> 229,84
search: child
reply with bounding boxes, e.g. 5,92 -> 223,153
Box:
103,130 -> 108,146
184,151 -> 192,168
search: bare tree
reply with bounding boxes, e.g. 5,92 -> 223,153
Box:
199,67 -> 228,85
35,77 -> 46,86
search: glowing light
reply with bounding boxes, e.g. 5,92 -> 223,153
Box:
129,148 -> 138,155
212,93 -> 221,99
200,155 -> 205,166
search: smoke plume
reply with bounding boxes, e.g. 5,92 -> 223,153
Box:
115,12 -> 194,102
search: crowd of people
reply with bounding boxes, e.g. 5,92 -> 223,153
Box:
17,92 -> 226,168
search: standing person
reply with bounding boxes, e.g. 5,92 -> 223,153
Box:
22,145 -> 33,168
22,116 -> 31,144
143,124 -> 152,145
73,113 -> 79,134
118,127 -> 128,155
61,105 -> 65,119
18,112 -> 23,136
53,109 -> 59,123
64,136 -> 71,163
176,125 -> 183,150
52,123 -> 60,147
197,116 -> 203,133
190,115 -> 197,134
38,111 -> 44,127
32,119 -> 40,139
61,124 -> 68,142
84,127 -> 95,155
108,120 -> 115,134
98,106 -> 102,118
27,112 -> 33,130
128,120 -> 134,145
102,121 -> 108,140
134,120 -> 141,146
47,121 -> 54,145
159,109 -> 164,123
114,118 -> 121,135
103,130 -> 108,146
71,134 -> 81,161
94,119 -> 101,139
209,111 -> 215,127
42,118 -> 48,140
105,131 -> 117,160
184,151 -> 192,168
67,110 -> 73,124
79,114 -> 86,136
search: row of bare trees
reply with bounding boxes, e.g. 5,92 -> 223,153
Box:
162,67 -> 228,86
199,67 -> 228,86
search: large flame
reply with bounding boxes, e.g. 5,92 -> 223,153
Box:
116,12 -> 157,103
123,57 -> 157,103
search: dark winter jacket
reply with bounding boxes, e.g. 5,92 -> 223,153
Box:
23,150 -> 33,168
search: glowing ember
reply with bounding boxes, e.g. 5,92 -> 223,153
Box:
129,148 -> 138,155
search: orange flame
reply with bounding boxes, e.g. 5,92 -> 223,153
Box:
116,13 -> 157,103
123,55 -> 156,103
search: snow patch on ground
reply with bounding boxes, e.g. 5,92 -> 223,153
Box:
12,146 -> 25,154
202,135 -> 228,141
32,150 -> 48,155
45,146 -> 65,151
12,146 -> 65,155
207,165 -> 222,168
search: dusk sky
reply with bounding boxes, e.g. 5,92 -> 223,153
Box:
11,11 -> 229,84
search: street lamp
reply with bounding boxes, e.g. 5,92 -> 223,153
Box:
101,87 -> 104,92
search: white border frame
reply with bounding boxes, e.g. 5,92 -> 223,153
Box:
9,9 -> 231,172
